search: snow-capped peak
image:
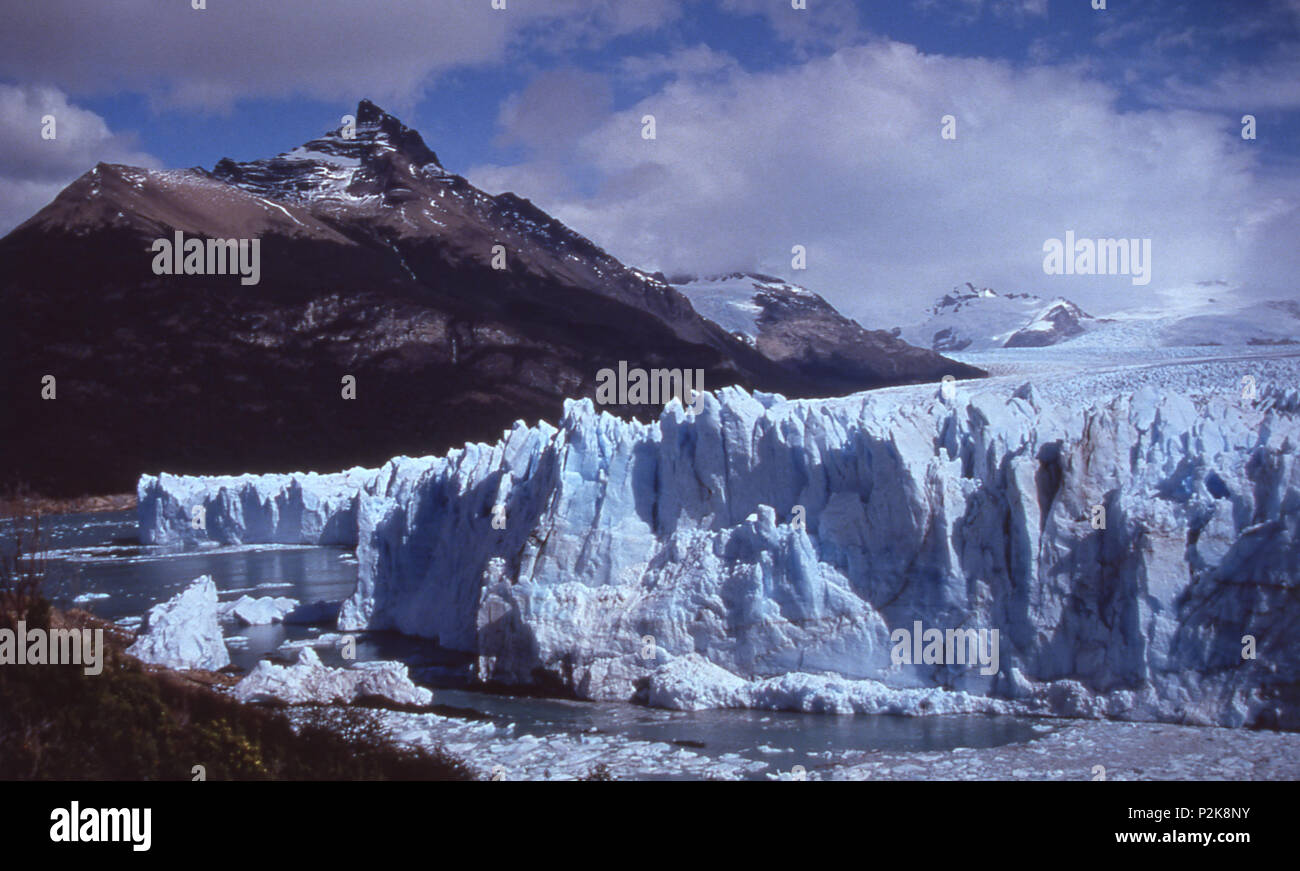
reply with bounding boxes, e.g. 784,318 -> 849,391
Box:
670,272 -> 819,342
1002,297 -> 1093,347
903,284 -> 1067,351
210,99 -> 446,204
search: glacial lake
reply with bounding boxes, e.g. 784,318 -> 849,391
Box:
10,508 -> 1045,779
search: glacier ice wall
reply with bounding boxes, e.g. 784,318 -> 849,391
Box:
137,382 -> 1300,727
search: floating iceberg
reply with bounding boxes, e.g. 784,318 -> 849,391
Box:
232,647 -> 432,706
219,595 -> 298,626
126,575 -> 230,671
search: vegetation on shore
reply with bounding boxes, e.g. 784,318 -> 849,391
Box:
0,488 -> 136,518
0,508 -> 473,781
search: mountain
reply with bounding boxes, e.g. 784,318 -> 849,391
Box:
902,282 -> 1300,354
139,377 -> 1300,728
1002,298 -> 1093,348
901,283 -> 1092,351
671,272 -> 978,388
0,101 -> 980,496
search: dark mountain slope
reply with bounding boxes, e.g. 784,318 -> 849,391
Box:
0,101 -> 981,495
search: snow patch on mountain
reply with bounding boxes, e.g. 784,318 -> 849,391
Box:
901,283 -> 1088,351
671,272 -> 815,343
280,146 -> 362,168
1003,299 -> 1093,348
906,282 -> 1300,355
671,274 -> 768,341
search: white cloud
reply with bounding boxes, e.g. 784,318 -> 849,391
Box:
0,84 -> 161,233
913,0 -> 1047,25
1152,59 -> 1300,111
471,40 -> 1294,326
620,45 -> 741,83
0,0 -> 681,112
720,0 -> 865,51
495,69 -> 613,155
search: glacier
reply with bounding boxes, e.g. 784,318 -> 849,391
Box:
137,379 -> 1300,728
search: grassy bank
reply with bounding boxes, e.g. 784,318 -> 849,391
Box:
0,606 -> 474,780
0,491 -> 136,517
0,509 -> 473,781
0,605 -> 475,780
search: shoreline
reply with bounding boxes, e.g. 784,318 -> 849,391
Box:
0,492 -> 136,517
0,604 -> 473,780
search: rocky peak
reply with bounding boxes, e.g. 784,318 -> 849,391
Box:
1002,297 -> 1093,348
210,99 -> 444,202
352,99 -> 443,169
930,283 -> 1045,316
1,103 -> 984,497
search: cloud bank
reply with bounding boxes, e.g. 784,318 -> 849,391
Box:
471,40 -> 1295,324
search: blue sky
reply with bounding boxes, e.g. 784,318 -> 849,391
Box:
2,0 -> 1297,323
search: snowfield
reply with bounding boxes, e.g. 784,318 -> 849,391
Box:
672,274 -> 780,340
901,284 -> 1300,354
138,349 -> 1300,729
